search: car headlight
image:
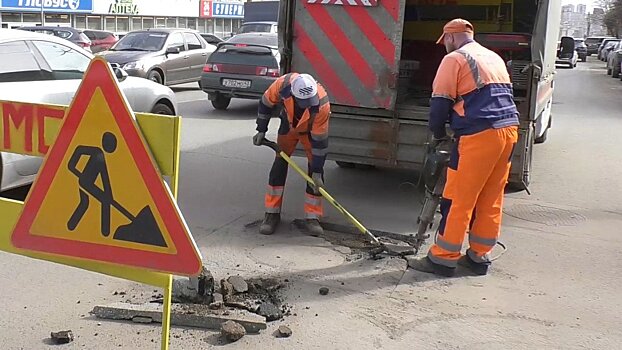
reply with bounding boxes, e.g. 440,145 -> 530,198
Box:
123,61 -> 145,70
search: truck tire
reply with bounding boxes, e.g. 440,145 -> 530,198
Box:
336,161 -> 356,168
535,115 -> 552,144
211,95 -> 231,110
534,128 -> 548,144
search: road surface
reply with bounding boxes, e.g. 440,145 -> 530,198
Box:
1,59 -> 620,349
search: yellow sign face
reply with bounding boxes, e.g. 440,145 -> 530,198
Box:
11,57 -> 202,276
30,88 -> 174,253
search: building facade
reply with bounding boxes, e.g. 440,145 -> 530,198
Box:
560,3 -> 588,39
0,0 -> 243,37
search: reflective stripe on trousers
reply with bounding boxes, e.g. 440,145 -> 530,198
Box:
265,186 -> 284,213
304,193 -> 323,219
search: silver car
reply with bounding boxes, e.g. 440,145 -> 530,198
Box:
98,29 -> 216,87
0,29 -> 178,191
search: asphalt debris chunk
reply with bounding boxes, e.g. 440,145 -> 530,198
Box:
221,321 -> 246,342
50,330 -> 74,344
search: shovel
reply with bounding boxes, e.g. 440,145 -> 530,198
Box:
260,138 -> 393,251
111,200 -> 168,248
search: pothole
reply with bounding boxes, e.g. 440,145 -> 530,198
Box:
503,204 -> 587,226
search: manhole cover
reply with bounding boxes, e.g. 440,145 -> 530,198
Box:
503,204 -> 586,226
249,244 -> 345,271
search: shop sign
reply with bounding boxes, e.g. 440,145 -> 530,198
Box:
200,0 -> 244,19
108,0 -> 139,15
1,0 -> 94,13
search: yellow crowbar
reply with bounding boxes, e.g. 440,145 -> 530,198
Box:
261,139 -> 381,245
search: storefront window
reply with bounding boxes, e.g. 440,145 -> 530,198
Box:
215,18 -> 224,38
166,17 -> 176,28
232,19 -> 241,33
45,14 -> 70,24
156,17 -> 166,28
178,18 -> 187,28
105,16 -> 116,31
75,15 -> 86,29
206,19 -> 214,34
142,17 -> 154,29
132,17 -> 142,30
117,16 -> 129,32
187,18 -> 197,30
198,19 -> 205,33
3,13 -> 21,23
23,13 -> 40,24
87,15 -> 102,30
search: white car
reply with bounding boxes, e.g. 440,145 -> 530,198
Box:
0,29 -> 179,192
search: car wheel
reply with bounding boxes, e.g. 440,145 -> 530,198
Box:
198,80 -> 203,90
614,68 -> 621,78
607,67 -> 612,75
151,102 -> 174,115
581,57 -> 587,62
148,70 -> 163,85
211,95 -> 231,110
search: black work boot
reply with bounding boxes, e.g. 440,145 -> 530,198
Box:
259,213 -> 281,235
305,219 -> 324,236
458,253 -> 491,276
408,256 -> 456,277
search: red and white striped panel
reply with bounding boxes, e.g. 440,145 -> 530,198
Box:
306,0 -> 379,7
292,0 -> 400,109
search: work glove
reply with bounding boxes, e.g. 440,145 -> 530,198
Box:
311,172 -> 324,194
253,132 -> 266,146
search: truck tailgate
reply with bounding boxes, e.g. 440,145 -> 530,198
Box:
283,0 -> 405,110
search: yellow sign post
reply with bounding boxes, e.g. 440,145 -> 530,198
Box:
0,57 -> 201,350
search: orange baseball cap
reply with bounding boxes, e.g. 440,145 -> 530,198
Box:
436,18 -> 474,44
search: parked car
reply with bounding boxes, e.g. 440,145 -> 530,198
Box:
556,36 -> 578,68
602,40 -> 620,62
237,22 -> 278,35
98,28 -> 215,86
200,33 -> 223,45
574,38 -> 587,62
585,36 -> 614,56
0,29 -> 178,191
598,39 -> 619,60
18,26 -> 91,52
201,33 -> 280,110
606,41 -> 622,78
84,29 -> 118,53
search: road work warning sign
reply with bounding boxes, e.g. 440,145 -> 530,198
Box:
11,57 -> 202,276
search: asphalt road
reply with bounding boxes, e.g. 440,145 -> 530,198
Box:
1,58 -> 621,349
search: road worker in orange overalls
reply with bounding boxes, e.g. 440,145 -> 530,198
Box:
409,19 -> 519,277
252,73 -> 330,236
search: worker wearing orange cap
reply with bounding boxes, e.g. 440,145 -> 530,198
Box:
409,19 -> 519,277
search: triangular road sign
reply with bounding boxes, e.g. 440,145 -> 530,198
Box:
11,57 -> 202,276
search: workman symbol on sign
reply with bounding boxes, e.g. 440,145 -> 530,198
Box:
66,132 -> 168,247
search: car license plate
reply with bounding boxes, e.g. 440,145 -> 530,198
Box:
222,79 -> 251,89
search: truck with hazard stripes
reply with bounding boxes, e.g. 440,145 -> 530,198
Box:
277,0 -> 561,189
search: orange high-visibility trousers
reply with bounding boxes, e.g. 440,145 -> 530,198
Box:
265,132 -> 323,218
428,126 -> 518,268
